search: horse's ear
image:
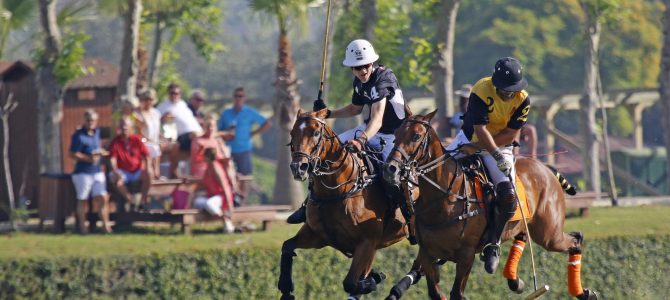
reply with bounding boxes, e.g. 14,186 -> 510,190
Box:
404,104 -> 413,117
297,108 -> 304,117
425,109 -> 438,121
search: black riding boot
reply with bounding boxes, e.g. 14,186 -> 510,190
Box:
481,181 -> 518,274
286,199 -> 307,224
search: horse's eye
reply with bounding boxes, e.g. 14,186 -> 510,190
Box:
412,134 -> 421,142
313,131 -> 321,138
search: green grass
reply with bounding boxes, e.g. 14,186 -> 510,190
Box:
1,205 -> 669,260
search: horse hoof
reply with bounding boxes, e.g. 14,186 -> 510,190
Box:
507,278 -> 525,294
347,295 -> 360,300
577,289 -> 598,300
385,294 -> 398,300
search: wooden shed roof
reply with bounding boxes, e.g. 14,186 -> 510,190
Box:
0,58 -> 119,89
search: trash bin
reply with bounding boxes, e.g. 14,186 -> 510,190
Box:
39,173 -> 77,232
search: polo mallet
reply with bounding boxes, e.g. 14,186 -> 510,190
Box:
506,173 -> 549,300
316,0 -> 333,102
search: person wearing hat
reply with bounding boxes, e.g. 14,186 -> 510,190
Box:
448,83 -> 473,131
286,39 -> 408,224
445,57 -> 531,274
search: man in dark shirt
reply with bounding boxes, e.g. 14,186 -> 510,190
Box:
188,89 -> 206,124
69,109 -> 112,234
287,39 -> 408,225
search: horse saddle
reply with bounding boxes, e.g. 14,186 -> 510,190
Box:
457,155 -> 533,222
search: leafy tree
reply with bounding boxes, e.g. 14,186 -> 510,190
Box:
0,0 -> 35,58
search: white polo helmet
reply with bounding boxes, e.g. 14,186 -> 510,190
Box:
342,39 -> 379,67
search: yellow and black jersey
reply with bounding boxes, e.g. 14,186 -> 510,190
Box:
462,77 -> 530,142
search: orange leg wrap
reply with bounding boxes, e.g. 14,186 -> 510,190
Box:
568,253 -> 583,297
503,240 -> 525,280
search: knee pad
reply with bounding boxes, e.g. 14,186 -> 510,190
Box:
496,181 -> 517,213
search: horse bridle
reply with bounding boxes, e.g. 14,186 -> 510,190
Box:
289,116 -> 339,175
389,118 -> 465,201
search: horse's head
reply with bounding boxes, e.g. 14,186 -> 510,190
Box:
384,109 -> 438,186
288,108 -> 332,181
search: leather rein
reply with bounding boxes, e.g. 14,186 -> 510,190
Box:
289,116 -> 376,203
388,118 -> 484,231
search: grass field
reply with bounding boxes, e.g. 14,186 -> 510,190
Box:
1,205 -> 669,260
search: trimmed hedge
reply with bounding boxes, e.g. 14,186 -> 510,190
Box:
1,235 -> 669,299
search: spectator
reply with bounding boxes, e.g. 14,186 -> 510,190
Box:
451,84 -> 472,130
192,147 -> 235,233
217,87 -> 271,201
135,88 -> 162,179
109,117 -> 152,211
156,83 -> 203,178
188,89 -> 207,125
191,115 -> 231,178
69,109 -> 112,234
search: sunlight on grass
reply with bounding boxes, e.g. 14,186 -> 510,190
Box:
1,205 -> 668,260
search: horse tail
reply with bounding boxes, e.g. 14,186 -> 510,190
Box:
545,165 -> 576,195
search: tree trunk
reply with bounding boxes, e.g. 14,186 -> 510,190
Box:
433,0 -> 460,138
117,0 -> 142,105
1,95 -> 18,230
660,0 -> 670,192
148,18 -> 165,88
273,30 -> 304,208
361,0 -> 377,41
580,0 -> 601,193
36,0 -> 63,174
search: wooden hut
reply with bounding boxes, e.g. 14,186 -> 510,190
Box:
0,58 -> 118,220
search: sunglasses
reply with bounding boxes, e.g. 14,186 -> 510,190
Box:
498,89 -> 516,98
352,64 -> 372,71
169,91 -> 180,95
234,94 -> 245,98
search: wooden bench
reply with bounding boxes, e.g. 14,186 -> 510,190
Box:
566,191 -> 607,217
113,205 -> 291,234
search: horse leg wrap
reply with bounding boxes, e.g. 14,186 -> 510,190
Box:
567,249 -> 584,297
357,277 -> 378,294
503,239 -> 525,281
369,269 -> 387,284
390,270 -> 421,299
278,250 -> 296,295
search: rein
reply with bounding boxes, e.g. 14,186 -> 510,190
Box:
289,116 -> 376,204
390,118 -> 483,231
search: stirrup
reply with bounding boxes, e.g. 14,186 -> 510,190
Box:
479,243 -> 500,260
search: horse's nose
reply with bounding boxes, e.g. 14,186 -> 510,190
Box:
290,161 -> 309,181
384,162 -> 401,185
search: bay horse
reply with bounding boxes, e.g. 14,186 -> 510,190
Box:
382,110 -> 597,300
278,108 -> 409,299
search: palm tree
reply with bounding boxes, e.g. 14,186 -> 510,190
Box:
0,0 -> 35,58
249,0 -> 316,207
117,0 -> 142,105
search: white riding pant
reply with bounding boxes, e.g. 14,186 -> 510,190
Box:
338,124 -> 396,161
446,130 -> 516,185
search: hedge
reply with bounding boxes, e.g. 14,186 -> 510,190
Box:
1,235 -> 669,299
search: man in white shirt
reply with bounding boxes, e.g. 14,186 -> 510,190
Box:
157,83 -> 203,178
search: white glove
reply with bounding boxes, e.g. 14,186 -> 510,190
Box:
491,149 -> 512,176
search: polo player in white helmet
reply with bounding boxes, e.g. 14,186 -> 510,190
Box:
287,39 -> 408,225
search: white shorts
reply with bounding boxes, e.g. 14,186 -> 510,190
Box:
446,130 -> 516,185
71,172 -> 107,201
144,141 -> 161,158
193,195 -> 223,216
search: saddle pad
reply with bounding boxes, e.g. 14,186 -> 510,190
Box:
510,174 -> 532,221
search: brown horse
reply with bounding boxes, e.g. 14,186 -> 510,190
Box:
383,110 -> 597,300
278,108 -> 408,300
